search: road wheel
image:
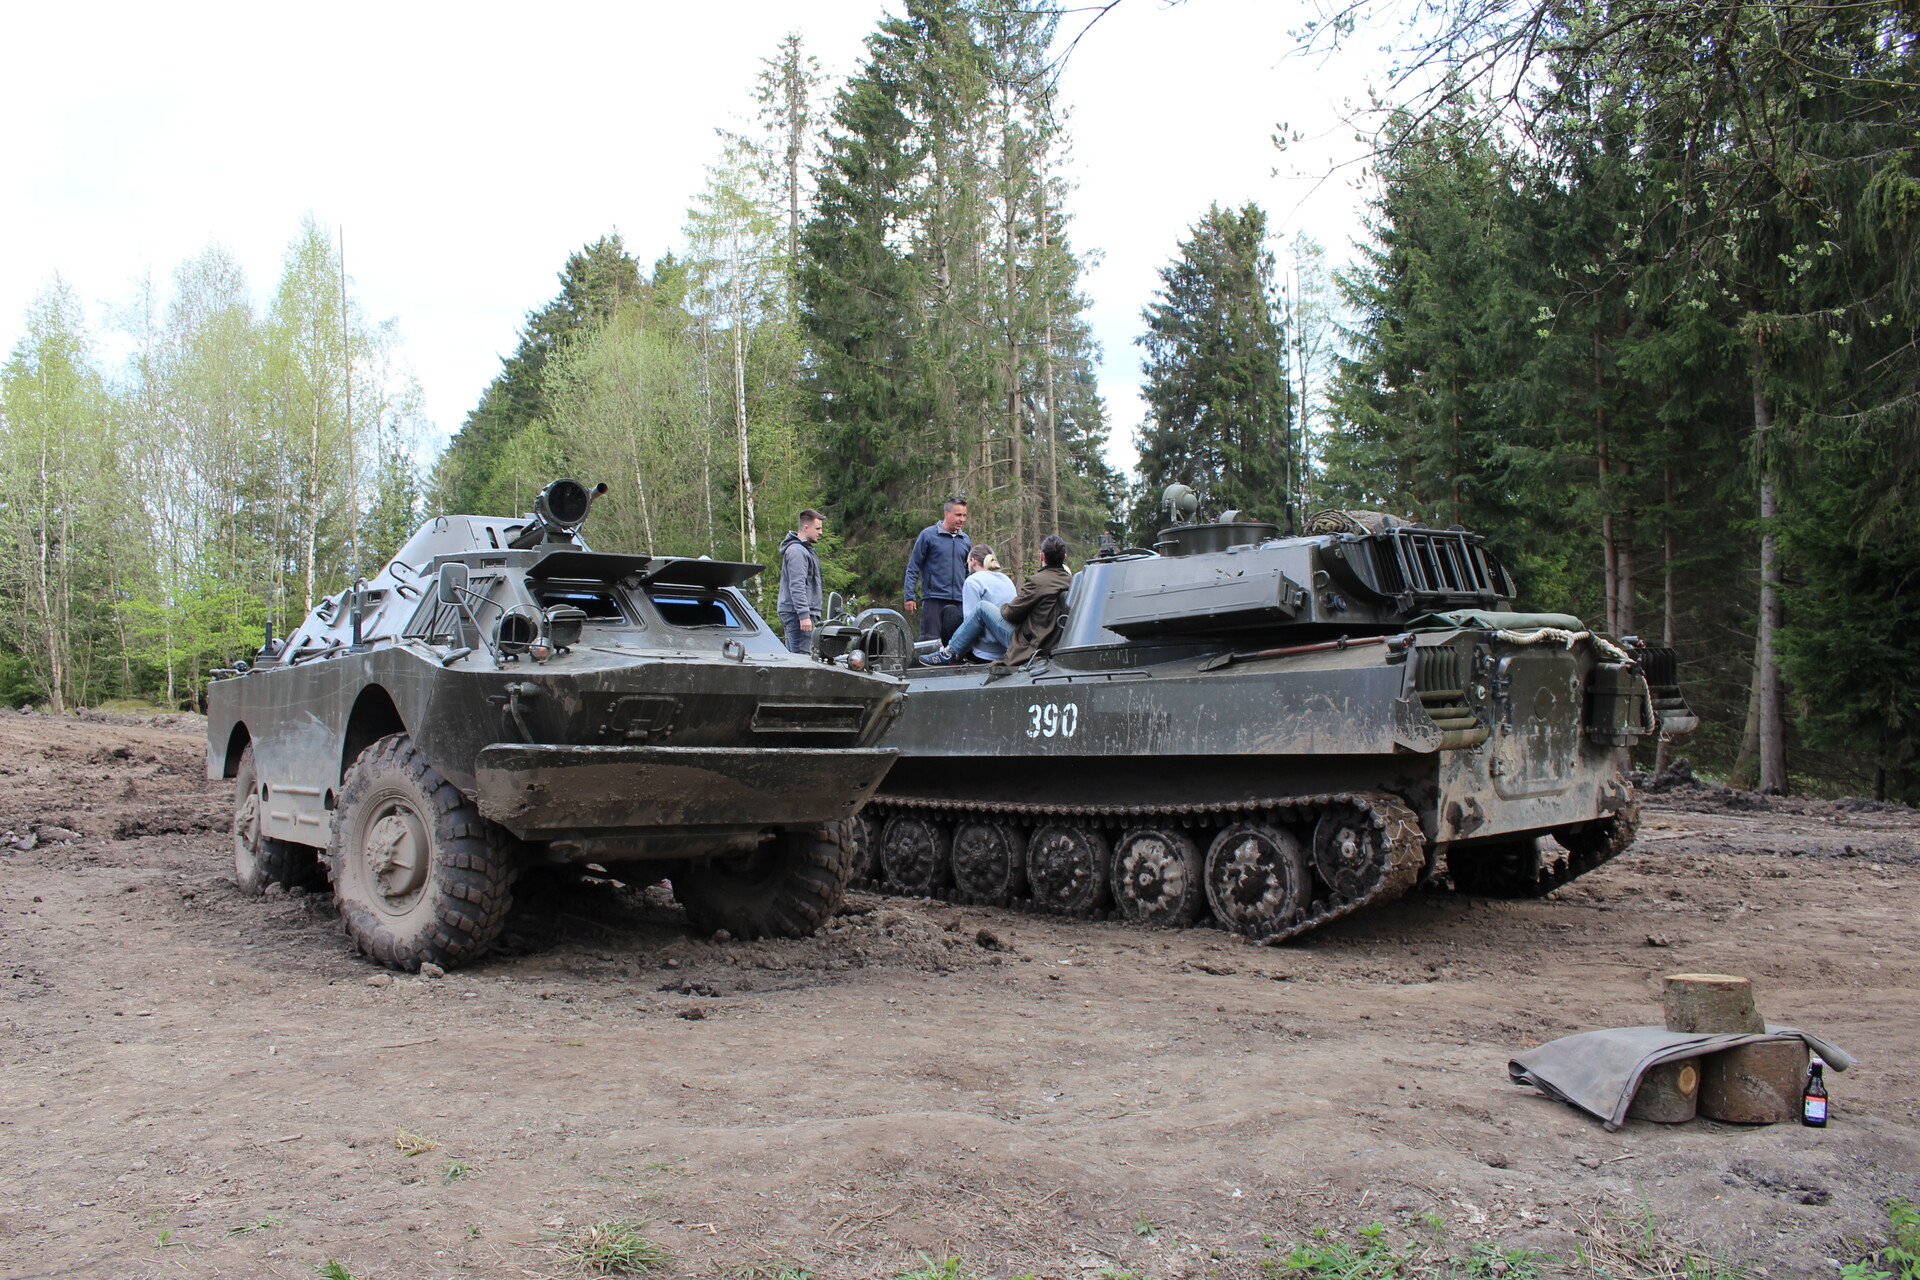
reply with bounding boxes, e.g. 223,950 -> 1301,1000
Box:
1204,823 -> 1312,940
879,814 -> 953,895
849,811 -> 885,882
232,744 -> 324,895
329,734 -> 517,971
1111,827 -> 1205,926
676,820 -> 854,939
1026,824 -> 1111,916
951,821 -> 1026,905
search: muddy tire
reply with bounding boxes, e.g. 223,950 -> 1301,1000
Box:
676,820 -> 855,939
232,744 -> 324,895
328,733 -> 517,971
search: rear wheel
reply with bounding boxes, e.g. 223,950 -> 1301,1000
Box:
232,744 -> 323,895
676,821 -> 855,938
330,734 -> 517,970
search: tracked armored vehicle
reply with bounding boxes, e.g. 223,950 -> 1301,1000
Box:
859,496 -> 1695,942
206,480 -> 902,971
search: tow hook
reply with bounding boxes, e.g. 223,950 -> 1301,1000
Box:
503,681 -> 541,743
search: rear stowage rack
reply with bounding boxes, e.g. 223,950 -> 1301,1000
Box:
1373,529 -> 1515,608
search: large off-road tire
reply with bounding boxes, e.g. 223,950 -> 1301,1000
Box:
676,820 -> 855,939
232,744 -> 324,895
328,734 -> 517,971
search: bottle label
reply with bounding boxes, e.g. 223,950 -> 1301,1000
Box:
1804,1097 -> 1828,1123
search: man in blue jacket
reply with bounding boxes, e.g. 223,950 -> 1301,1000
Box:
903,498 -> 970,643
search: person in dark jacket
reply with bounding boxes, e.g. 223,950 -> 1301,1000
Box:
998,534 -> 1072,667
776,509 -> 824,654
902,498 -> 970,643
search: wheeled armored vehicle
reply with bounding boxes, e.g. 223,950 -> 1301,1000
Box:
856,494 -> 1696,942
206,480 -> 903,970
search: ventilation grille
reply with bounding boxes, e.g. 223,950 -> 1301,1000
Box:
751,701 -> 866,735
1414,645 -> 1488,749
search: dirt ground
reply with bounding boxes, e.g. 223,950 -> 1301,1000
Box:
1,711 -> 1915,1280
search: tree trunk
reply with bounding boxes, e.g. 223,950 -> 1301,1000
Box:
1752,334 -> 1787,794
1728,625 -> 1764,790
1654,467 -> 1677,775
733,304 -> 758,566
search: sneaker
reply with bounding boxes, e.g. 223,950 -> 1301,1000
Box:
918,648 -> 956,666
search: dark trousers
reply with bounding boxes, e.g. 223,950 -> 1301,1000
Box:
917,599 -> 962,644
779,613 -> 813,655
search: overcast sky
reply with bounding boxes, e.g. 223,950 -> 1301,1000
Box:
2,0 -> 1387,481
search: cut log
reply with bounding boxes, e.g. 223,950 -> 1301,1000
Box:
1661,973 -> 1765,1034
1628,1059 -> 1700,1124
1699,1040 -> 1807,1124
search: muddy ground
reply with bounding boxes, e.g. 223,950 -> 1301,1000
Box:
0,711 -> 1915,1280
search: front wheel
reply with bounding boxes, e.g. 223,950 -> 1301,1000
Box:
329,734 -> 518,971
675,821 -> 855,939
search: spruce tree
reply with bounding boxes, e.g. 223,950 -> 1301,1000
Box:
435,235 -> 643,516
1130,202 -> 1291,536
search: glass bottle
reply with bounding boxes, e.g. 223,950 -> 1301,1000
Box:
1802,1056 -> 1829,1128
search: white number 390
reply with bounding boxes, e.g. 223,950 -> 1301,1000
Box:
1026,702 -> 1079,739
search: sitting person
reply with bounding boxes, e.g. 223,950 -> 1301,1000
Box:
998,534 -> 1072,666
919,545 -> 1015,665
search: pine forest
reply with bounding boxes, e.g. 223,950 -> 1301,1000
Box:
3,0 -> 1916,802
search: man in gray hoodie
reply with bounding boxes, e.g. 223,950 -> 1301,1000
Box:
777,509 -> 824,654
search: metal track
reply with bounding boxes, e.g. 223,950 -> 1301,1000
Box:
857,790 -> 1426,945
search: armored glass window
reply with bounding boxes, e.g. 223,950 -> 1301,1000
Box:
645,588 -> 746,630
530,585 -> 629,622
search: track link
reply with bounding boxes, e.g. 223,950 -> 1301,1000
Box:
859,790 -> 1426,945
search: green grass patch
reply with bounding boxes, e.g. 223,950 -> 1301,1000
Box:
393,1128 -> 439,1157
1843,1196 -> 1920,1280
895,1257 -> 990,1280
550,1220 -> 669,1276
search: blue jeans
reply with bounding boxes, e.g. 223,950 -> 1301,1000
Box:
947,600 -> 1012,660
779,613 -> 813,654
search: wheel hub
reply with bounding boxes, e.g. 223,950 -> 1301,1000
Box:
363,801 -> 429,904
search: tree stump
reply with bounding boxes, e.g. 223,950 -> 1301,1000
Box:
1661,973 -> 1765,1034
1628,1059 -> 1700,1124
1699,1040 -> 1807,1124
1661,972 -> 1802,1124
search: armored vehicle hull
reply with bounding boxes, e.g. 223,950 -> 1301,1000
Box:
208,482 -> 901,970
858,510 -> 1694,941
